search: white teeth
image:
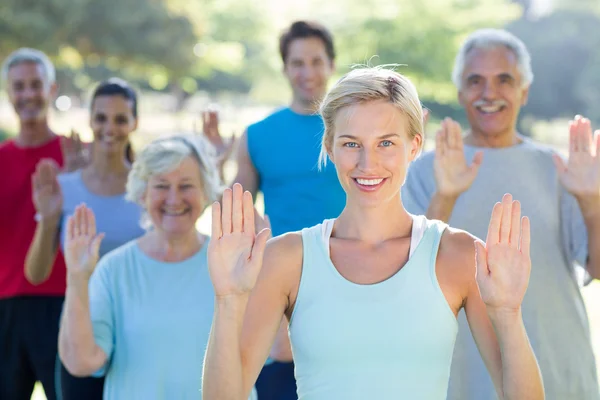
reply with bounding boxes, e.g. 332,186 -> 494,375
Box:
478,106 -> 502,113
356,178 -> 383,186
163,209 -> 187,216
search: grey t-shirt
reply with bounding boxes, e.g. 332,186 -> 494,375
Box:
401,138 -> 599,400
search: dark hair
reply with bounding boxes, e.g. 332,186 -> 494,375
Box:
279,21 -> 335,64
91,78 -> 138,117
91,78 -> 138,163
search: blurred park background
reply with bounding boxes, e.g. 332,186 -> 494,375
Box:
0,0 -> 598,398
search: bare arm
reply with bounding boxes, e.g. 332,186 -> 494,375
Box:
58,205 -> 109,377
576,197 -> 600,279
25,215 -> 61,284
203,185 -> 301,400
451,196 -> 543,399
269,317 -> 294,362
25,159 -> 64,284
59,274 -> 107,376
230,130 -> 259,198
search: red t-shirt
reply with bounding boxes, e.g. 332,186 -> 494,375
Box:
0,136 -> 67,298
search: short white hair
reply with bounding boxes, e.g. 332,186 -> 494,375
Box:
126,134 -> 224,229
452,29 -> 533,89
1,48 -> 56,85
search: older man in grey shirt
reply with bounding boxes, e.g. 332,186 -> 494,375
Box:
402,29 -> 600,400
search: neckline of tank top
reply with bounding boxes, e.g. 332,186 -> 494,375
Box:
317,215 -> 431,288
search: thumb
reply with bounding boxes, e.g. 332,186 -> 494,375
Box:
90,233 -> 105,259
467,151 -> 483,181
263,214 -> 271,230
474,240 -> 488,280
250,228 -> 271,263
552,153 -> 567,177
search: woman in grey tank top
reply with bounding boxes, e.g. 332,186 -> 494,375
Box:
203,67 -> 545,400
25,78 -> 143,400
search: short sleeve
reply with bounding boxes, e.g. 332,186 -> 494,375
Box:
560,188 -> 591,286
401,157 -> 435,215
88,258 -> 116,376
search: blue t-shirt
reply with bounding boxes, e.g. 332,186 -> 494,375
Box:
247,107 -> 346,236
89,239 -> 215,399
58,171 -> 145,257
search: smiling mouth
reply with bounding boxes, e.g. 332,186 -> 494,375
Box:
162,208 -> 190,216
476,105 -> 505,114
353,177 -> 387,191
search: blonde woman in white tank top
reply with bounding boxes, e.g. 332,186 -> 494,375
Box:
202,68 -> 545,400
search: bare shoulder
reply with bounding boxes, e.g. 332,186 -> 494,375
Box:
436,226 -> 481,302
260,232 -> 304,302
265,231 -> 303,258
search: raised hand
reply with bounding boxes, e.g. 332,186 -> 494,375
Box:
199,108 -> 236,160
254,210 -> 272,240
32,159 -> 63,220
64,204 -> 104,279
61,129 -> 90,173
434,118 -> 483,197
553,116 -> 600,201
476,194 -> 531,311
208,183 -> 271,297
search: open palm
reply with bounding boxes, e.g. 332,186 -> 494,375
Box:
476,194 -> 531,311
208,183 -> 271,297
64,204 -> 104,278
32,159 -> 63,219
553,116 -> 600,200
434,118 -> 483,197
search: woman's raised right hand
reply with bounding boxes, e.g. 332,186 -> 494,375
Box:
208,183 -> 271,298
32,159 -> 63,220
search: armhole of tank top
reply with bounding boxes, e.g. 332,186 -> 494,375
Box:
288,226 -> 317,329
427,221 -> 459,326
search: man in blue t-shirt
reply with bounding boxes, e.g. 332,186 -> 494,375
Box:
203,20 -> 345,400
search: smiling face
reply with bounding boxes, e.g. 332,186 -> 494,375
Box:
143,156 -> 206,238
284,37 -> 334,107
90,95 -> 137,158
458,46 -> 529,141
329,100 -> 421,209
6,61 -> 56,125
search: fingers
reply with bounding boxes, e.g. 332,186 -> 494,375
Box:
221,188 -> 232,235
66,215 -> 75,242
578,117 -> 592,154
520,216 -> 531,259
243,190 -> 255,236
509,200 -> 521,245
232,183 -> 243,233
569,119 -> 577,154
499,194 -> 513,243
90,233 -> 105,257
486,201 -> 502,245
73,205 -> 82,237
445,118 -> 456,148
552,153 -> 567,175
468,151 -> 484,180
250,228 -> 271,264
211,202 -> 222,239
86,207 -> 97,237
81,205 -> 89,236
435,128 -> 445,158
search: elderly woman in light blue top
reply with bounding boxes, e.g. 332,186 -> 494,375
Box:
57,134 -> 257,400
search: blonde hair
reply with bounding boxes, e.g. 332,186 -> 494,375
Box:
318,66 -> 424,168
126,134 -> 224,229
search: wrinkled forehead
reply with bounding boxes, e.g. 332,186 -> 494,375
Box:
463,46 -> 521,80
